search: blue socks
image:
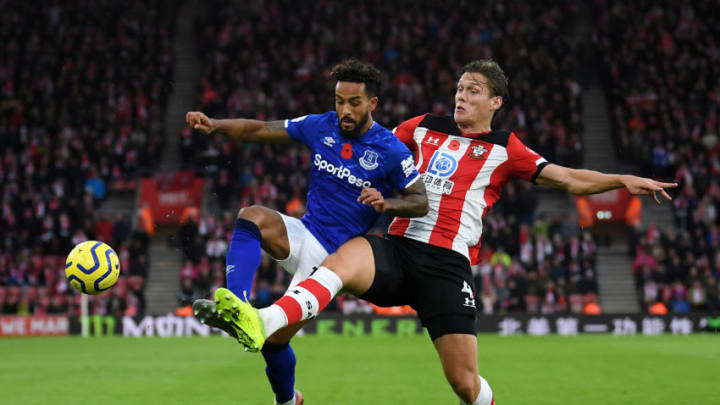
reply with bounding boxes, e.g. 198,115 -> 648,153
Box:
227,218 -> 296,403
225,218 -> 262,302
261,342 -> 297,403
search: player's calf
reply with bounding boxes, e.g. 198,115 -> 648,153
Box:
448,372 -> 481,404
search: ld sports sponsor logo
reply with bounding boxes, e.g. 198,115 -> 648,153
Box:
314,153 -> 372,188
423,151 -> 458,195
427,151 -> 458,178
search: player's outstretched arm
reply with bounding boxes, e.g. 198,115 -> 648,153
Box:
357,179 -> 429,217
535,163 -> 677,204
185,111 -> 290,143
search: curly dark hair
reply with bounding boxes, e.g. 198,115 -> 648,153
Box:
330,59 -> 382,98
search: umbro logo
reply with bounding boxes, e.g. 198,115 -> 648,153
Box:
322,136 -> 336,147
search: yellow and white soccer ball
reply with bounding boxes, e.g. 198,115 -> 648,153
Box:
65,240 -> 121,295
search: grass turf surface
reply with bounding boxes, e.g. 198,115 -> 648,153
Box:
1,334 -> 716,404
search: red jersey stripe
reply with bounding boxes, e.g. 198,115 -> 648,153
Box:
389,217 -> 411,235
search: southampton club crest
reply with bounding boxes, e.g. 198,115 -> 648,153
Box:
359,149 -> 379,170
469,144 -> 488,159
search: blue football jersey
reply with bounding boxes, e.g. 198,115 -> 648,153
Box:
285,111 -> 420,253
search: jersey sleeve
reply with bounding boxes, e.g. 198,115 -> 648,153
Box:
506,133 -> 550,183
386,138 -> 421,190
284,113 -> 324,146
392,114 -> 426,150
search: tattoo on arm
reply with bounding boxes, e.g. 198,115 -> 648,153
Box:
385,178 -> 428,218
265,120 -> 286,133
401,178 -> 426,198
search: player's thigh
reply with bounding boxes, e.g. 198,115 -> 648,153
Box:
321,236 -> 375,296
238,205 -> 290,260
409,243 -> 478,336
266,320 -> 310,344
357,235 -> 411,307
433,333 -> 480,393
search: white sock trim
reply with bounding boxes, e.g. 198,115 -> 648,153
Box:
312,266 -> 344,295
476,376 -> 493,405
260,304 -> 288,338
459,376 -> 493,405
260,266 -> 344,337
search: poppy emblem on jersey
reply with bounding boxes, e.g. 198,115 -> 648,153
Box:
341,143 -> 353,159
448,140 -> 460,150
359,149 -> 379,170
469,144 -> 488,159
426,151 -> 458,178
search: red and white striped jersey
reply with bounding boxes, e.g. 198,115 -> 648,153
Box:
389,114 -> 549,262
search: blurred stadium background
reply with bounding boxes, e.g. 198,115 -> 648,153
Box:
1,0 -> 718,403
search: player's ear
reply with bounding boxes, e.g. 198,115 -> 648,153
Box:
490,96 -> 503,112
368,96 -> 378,112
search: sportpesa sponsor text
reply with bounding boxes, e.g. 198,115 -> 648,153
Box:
314,153 -> 372,188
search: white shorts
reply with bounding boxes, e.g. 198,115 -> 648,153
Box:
274,213 -> 330,289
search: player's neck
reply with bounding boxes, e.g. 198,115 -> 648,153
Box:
457,120 -> 491,135
359,117 -> 375,135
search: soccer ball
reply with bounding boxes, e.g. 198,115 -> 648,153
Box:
65,240 -> 121,295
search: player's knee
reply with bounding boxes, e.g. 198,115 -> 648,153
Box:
238,206 -> 283,236
447,372 -> 479,402
238,205 -> 264,224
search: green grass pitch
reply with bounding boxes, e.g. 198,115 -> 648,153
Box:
1,334 -> 717,404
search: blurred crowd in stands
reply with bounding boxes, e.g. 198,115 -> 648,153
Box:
0,0 -> 176,316
630,224 -> 720,313
3,0 -> 718,318
596,0 -> 720,313
475,208 -> 600,315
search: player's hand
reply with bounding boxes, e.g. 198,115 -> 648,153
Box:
621,175 -> 677,204
358,187 -> 390,213
186,111 -> 215,134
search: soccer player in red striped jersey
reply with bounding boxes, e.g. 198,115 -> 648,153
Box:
219,60 -> 677,404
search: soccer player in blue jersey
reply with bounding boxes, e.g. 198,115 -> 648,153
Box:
185,59 -> 428,405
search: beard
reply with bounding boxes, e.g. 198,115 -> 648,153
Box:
338,110 -> 370,138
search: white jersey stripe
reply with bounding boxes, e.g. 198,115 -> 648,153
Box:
411,127 -> 429,169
